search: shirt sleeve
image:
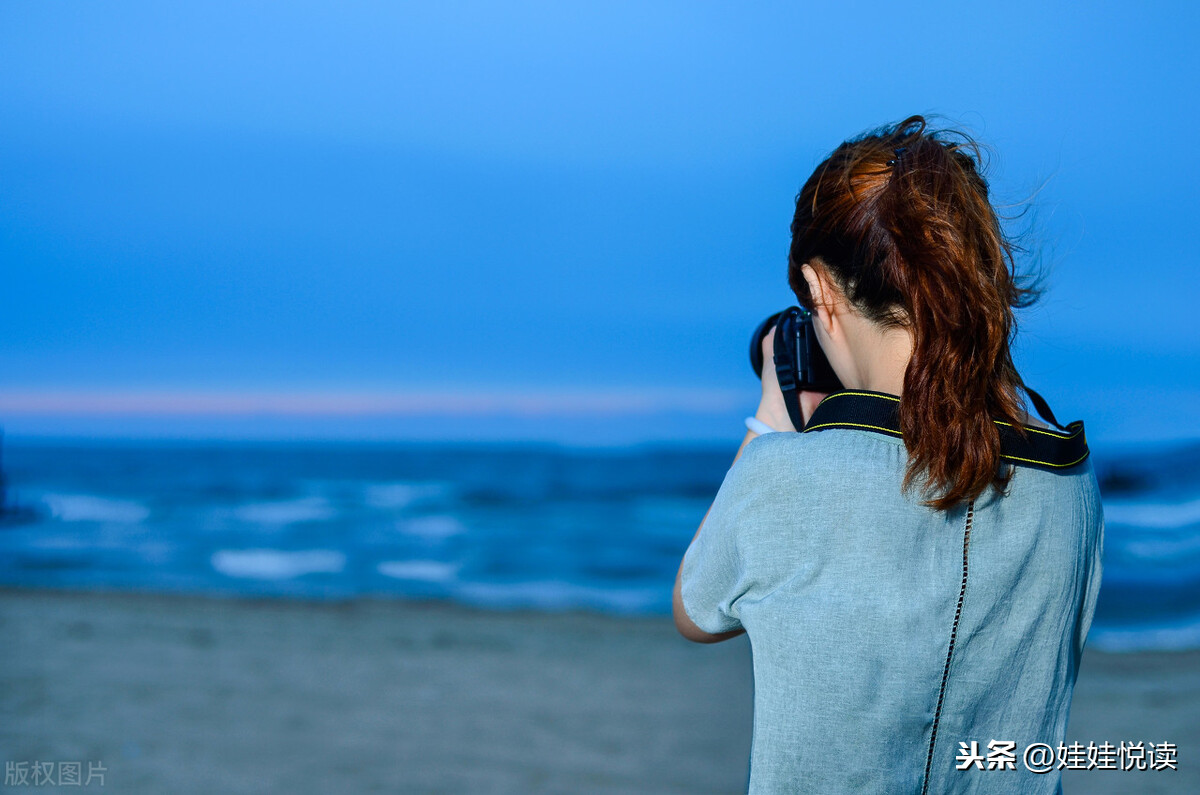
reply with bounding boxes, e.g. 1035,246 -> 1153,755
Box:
679,447 -> 760,634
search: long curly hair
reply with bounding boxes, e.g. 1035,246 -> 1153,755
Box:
788,115 -> 1041,510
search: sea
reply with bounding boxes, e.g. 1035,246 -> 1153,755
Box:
2,437 -> 1198,654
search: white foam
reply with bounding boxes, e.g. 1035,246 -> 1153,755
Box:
395,515 -> 466,539
1089,618 -> 1200,653
1122,533 -> 1200,560
233,497 -> 334,526
364,482 -> 445,510
41,493 -> 150,523
1104,497 -> 1200,529
453,579 -> 665,614
211,549 -> 345,580
377,560 -> 460,582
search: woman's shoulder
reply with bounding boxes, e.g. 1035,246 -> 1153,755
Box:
744,425 -> 906,460
1000,453 -> 1103,520
731,428 -> 906,493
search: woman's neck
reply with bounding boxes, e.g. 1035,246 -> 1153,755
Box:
842,318 -> 913,397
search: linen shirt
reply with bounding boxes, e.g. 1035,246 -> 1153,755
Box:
680,424 -> 1104,793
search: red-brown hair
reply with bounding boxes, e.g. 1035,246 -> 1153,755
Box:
788,115 -> 1040,510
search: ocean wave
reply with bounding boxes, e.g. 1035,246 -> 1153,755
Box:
1120,533 -> 1200,560
232,497 -> 334,526
1089,617 -> 1200,653
377,559 -> 460,582
363,482 -> 448,510
453,579 -> 667,614
40,493 -> 150,523
394,515 -> 466,539
1103,496 -> 1200,529
632,497 -> 709,528
211,548 -> 346,580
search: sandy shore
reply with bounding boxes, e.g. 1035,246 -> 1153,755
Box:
2,588 -> 1195,794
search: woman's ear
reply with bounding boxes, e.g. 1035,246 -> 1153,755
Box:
800,262 -> 837,336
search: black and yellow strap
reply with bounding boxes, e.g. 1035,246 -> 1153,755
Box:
801,390 -> 1090,472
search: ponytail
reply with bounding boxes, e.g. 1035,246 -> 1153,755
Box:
788,116 -> 1040,510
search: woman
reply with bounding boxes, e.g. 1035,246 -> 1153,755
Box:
673,116 -> 1103,793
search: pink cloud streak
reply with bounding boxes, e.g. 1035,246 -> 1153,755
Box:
0,389 -> 744,417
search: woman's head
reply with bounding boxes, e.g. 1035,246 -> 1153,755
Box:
788,115 -> 1039,510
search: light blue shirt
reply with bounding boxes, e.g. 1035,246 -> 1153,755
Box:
680,424 -> 1104,793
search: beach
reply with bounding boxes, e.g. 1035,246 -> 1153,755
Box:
2,588 -> 1196,794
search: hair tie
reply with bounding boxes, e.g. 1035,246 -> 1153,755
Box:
887,146 -> 907,167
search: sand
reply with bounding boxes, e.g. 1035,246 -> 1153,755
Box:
2,588 -> 1195,793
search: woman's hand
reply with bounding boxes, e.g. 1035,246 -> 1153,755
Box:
755,324 -> 828,432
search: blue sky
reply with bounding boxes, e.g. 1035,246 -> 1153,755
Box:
1,1 -> 1198,444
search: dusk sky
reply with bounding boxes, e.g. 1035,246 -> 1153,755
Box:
2,2 -> 1198,444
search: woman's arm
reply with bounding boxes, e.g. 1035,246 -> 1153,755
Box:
672,431 -> 757,643
672,327 -> 826,643
674,568 -> 748,643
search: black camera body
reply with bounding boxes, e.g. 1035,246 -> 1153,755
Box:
749,306 -> 844,430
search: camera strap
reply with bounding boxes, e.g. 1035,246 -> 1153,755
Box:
801,389 -> 1089,472
773,320 -> 809,432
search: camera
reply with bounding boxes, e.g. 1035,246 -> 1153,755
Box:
749,306 -> 843,429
